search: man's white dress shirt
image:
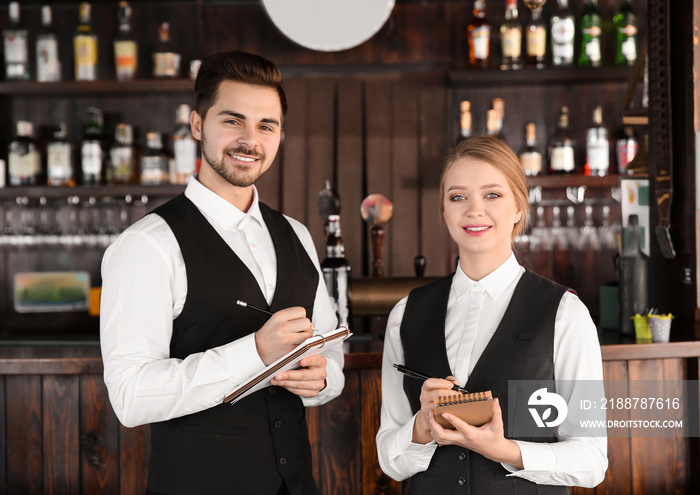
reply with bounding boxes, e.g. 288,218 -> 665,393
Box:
100,176 -> 344,428
376,254 -> 607,487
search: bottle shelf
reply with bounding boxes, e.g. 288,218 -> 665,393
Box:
0,78 -> 194,96
449,66 -> 635,87
0,184 -> 185,201
527,174 -> 622,189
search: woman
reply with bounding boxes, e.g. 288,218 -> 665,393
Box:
376,136 -> 607,493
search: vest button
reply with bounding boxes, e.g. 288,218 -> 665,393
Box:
279,457 -> 287,465
458,477 -> 466,485
458,452 -> 466,461
274,420 -> 282,429
268,387 -> 277,394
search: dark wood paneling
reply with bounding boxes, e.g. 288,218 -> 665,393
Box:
118,424 -> 149,495
6,375 -> 43,494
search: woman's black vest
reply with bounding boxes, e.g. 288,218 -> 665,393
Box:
400,270 -> 569,495
146,194 -> 320,495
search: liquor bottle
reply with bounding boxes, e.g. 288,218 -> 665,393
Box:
616,214 -> 649,336
616,126 -> 638,174
486,98 -> 506,141
140,131 -> 169,184
585,105 -> 609,176
36,5 -> 61,82
152,22 -> 181,78
458,100 -> 472,141
321,214 -> 351,329
173,104 -> 198,184
500,0 -> 522,70
8,121 -> 41,185
550,0 -> 575,67
548,106 -> 576,174
47,124 -> 75,186
110,123 -> 136,184
519,122 -> 542,176
81,107 -> 106,185
74,2 -> 99,81
613,0 -> 638,67
525,7 -> 546,69
3,2 -> 29,80
114,1 -> 138,81
467,0 -> 492,70
578,0 -> 602,67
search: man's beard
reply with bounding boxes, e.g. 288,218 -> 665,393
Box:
200,133 -> 267,188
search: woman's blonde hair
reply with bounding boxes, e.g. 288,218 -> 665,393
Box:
438,136 -> 529,239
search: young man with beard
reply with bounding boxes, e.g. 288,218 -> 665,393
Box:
100,51 -> 344,495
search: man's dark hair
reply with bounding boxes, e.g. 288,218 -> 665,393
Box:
194,50 -> 287,120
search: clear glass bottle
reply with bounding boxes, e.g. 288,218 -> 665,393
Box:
616,126 -> 638,174
173,104 -> 198,184
9,121 -> 41,186
140,131 -> 169,184
578,0 -> 602,67
114,1 -> 138,81
519,122 -> 542,176
585,105 -> 609,177
500,0 -> 522,70
36,5 -> 61,82
73,2 -> 99,81
47,124 -> 75,186
613,0 -> 638,67
3,2 -> 29,80
110,123 -> 136,184
321,214 -> 351,329
525,7 -> 546,69
548,106 -> 576,174
152,22 -> 181,78
550,0 -> 575,67
81,107 -> 106,185
458,100 -> 472,142
467,0 -> 492,70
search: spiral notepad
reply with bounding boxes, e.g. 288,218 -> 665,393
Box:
433,390 -> 493,429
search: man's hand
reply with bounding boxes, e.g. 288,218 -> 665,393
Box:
255,307 -> 313,366
270,354 -> 328,397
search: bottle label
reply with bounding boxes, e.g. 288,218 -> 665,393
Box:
81,141 -> 103,175
9,150 -> 41,181
520,152 -> 542,175
551,147 -> 575,172
526,26 -> 546,57
585,38 -> 601,63
141,156 -> 168,184
551,18 -> 574,60
502,27 -> 521,58
470,26 -> 491,59
174,138 -> 197,174
110,146 -> 134,181
47,143 -> 72,181
621,37 -> 637,62
4,31 -> 28,63
74,35 -> 97,80
587,142 -> 609,173
153,52 -> 181,78
114,41 -> 137,80
617,140 -> 638,173
36,37 -> 60,82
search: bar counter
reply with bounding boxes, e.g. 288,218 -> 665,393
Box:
1,339 -> 699,494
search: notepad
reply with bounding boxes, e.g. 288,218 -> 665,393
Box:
433,390 -> 493,429
224,326 -> 352,405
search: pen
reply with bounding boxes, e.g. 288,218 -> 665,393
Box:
236,300 -> 273,316
393,363 -> 468,394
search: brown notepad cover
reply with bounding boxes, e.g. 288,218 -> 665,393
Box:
433,390 -> 493,429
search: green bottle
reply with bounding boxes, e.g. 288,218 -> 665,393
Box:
578,0 -> 602,67
613,0 -> 638,66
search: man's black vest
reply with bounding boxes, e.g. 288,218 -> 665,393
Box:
400,270 -> 569,495
146,194 -> 320,495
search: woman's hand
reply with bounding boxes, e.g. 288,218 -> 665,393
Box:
428,397 -> 524,469
412,376 -> 462,444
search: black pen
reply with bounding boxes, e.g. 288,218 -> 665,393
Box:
236,300 -> 273,316
393,363 -> 468,394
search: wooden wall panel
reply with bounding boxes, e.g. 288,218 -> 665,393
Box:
6,375 -> 43,494
79,375 -> 119,494
0,377 -> 5,493
118,424 -> 149,495
276,78 -> 308,218
42,375 -> 80,494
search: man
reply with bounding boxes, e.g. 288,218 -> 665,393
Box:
100,50 -> 344,495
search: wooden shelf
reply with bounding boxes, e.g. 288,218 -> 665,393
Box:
449,66 -> 636,87
527,174 -> 623,189
0,184 -> 185,201
0,78 -> 194,96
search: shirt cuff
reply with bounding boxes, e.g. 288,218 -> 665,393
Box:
503,440 -> 556,473
222,332 -> 266,380
301,350 -> 344,407
401,415 -> 438,465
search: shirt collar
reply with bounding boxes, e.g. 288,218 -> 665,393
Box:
184,174 -> 265,231
453,253 -> 521,301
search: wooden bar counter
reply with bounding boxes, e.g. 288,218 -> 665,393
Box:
0,339 -> 698,494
